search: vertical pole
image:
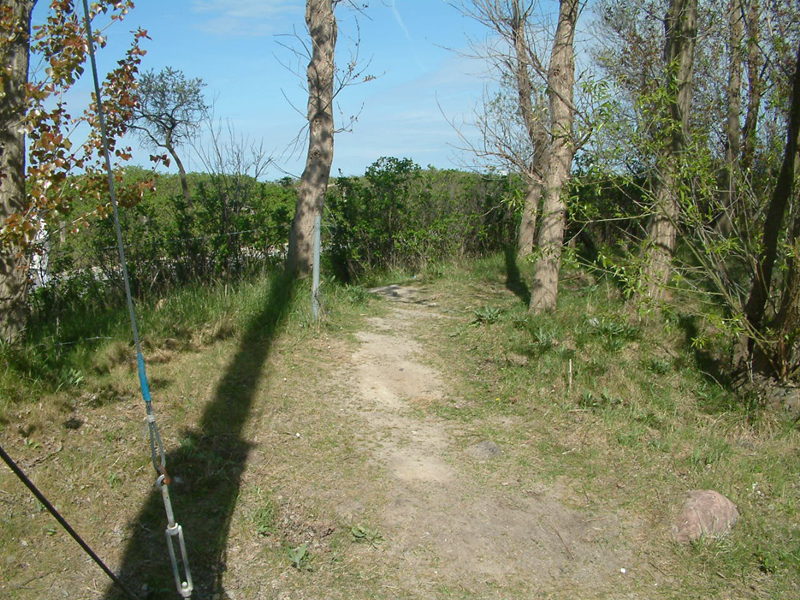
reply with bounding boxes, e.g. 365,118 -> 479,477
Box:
312,213 -> 321,319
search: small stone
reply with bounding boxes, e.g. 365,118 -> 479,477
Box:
673,489 -> 739,544
466,440 -> 503,460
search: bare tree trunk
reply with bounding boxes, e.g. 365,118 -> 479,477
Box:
165,133 -> 193,210
517,174 -> 544,258
529,0 -> 579,313
640,0 -> 697,300
510,0 -> 547,259
287,0 -> 337,275
718,0 -> 744,236
735,40 -> 800,372
0,0 -> 35,342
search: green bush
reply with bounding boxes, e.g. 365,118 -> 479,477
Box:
324,157 -> 519,281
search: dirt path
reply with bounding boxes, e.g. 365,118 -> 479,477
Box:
0,283 -> 663,600
332,285 -> 650,598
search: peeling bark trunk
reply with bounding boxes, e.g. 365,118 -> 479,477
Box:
0,0 -> 35,341
641,0 -> 697,300
511,0 -> 547,259
529,0 -> 579,313
718,0 -> 744,236
288,0 -> 337,275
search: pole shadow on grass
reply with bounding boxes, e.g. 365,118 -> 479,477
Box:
105,268 -> 297,600
504,246 -> 531,306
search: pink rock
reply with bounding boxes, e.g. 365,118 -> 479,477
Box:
673,490 -> 739,544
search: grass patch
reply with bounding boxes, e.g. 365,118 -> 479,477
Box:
412,253 -> 800,598
2,254 -> 799,599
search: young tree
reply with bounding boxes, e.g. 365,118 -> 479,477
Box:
194,119 -> 273,275
287,0 -> 339,274
528,0 -> 580,313
639,0 -> 698,300
718,0 -> 744,236
0,0 -> 145,341
129,67 -> 208,209
737,40 -> 800,375
452,1 -> 550,259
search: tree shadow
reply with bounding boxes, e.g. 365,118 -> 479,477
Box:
676,312 -> 731,392
105,268 -> 297,599
504,246 -> 530,306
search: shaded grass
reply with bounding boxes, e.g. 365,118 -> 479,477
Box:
0,271 -> 356,426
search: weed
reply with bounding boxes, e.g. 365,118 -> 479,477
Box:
58,368 -> 85,389
471,305 -> 502,325
529,325 -> 556,352
287,543 -> 311,570
578,391 -> 622,411
510,313 -> 529,330
343,284 -> 371,305
107,472 -> 121,489
644,357 -> 672,375
179,436 -> 197,457
22,437 -> 41,450
350,524 -> 383,547
585,315 -> 640,352
254,497 -> 277,536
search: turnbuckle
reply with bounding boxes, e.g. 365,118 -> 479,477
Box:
156,474 -> 193,598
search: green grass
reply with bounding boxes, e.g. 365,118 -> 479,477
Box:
409,253 -> 800,598
0,267 -> 379,426
2,253 -> 798,598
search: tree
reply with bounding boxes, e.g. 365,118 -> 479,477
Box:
194,119 -> 274,275
0,0 -> 35,342
130,67 -> 208,209
737,40 -> 800,375
718,0 -> 744,236
639,0 -> 698,300
740,0 -> 761,177
287,0 -> 339,274
0,0 -> 145,341
528,0 -> 581,313
451,1 -> 550,259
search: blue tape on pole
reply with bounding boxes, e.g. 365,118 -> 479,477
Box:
137,352 -> 152,403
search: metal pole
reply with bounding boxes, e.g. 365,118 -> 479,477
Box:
312,213 -> 321,319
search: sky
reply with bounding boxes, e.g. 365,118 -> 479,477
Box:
31,0 -> 571,181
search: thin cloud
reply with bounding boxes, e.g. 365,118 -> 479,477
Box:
191,0 -> 302,37
390,0 -> 427,72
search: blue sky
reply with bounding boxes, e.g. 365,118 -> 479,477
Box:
33,0 -> 520,181
30,1 -> 584,180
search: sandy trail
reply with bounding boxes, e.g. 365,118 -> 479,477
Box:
334,285 -> 650,597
